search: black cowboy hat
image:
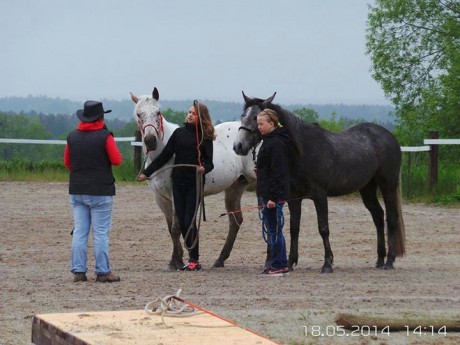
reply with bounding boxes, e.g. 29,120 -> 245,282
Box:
76,100 -> 112,123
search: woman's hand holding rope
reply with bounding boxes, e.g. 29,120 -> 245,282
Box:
136,173 -> 148,182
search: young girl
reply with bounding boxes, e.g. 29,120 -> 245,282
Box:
256,109 -> 290,276
137,100 -> 215,271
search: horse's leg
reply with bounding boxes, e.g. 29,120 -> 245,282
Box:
359,180 -> 386,268
312,194 -> 334,273
154,193 -> 184,270
380,184 -> 403,269
212,177 -> 248,268
287,199 -> 302,271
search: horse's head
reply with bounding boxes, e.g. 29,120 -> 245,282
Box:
130,87 -> 164,153
233,91 -> 277,156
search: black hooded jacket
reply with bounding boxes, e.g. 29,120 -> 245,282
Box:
256,127 -> 291,201
143,123 -> 214,185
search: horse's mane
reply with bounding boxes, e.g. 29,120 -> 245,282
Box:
267,103 -> 305,155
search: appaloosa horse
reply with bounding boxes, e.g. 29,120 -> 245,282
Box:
131,88 -> 257,269
233,92 -> 405,273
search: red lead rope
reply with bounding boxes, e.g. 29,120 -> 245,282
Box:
195,110 -> 203,167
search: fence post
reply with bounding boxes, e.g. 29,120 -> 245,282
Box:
406,152 -> 411,199
134,130 -> 142,173
428,130 -> 438,191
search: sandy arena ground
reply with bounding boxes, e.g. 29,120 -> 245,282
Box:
0,181 -> 459,344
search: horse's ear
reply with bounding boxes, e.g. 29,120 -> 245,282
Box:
242,91 -> 251,104
152,87 -> 159,101
130,92 -> 139,104
263,92 -> 277,107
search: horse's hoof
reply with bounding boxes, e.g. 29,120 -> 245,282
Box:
383,264 -> 394,270
375,259 -> 385,268
168,261 -> 184,271
288,259 -> 298,268
212,259 -> 224,268
321,266 -> 334,273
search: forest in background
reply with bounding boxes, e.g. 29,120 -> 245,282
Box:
0,95 -> 395,125
0,97 -> 460,203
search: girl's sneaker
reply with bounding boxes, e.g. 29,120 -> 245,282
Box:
262,267 -> 289,277
261,266 -> 272,275
178,261 -> 202,271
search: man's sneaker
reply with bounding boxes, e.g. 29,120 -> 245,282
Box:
178,261 -> 202,271
73,272 -> 87,282
96,272 -> 121,283
262,267 -> 289,277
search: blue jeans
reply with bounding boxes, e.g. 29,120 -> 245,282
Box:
70,194 -> 113,275
261,198 -> 288,269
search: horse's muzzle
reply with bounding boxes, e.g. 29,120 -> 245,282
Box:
144,135 -> 157,152
233,142 -> 247,156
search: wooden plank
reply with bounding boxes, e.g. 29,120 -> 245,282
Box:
31,307 -> 278,345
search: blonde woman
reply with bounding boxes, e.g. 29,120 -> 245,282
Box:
256,109 -> 290,276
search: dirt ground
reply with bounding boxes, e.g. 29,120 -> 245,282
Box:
1,181 -> 459,345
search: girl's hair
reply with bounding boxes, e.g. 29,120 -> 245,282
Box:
258,109 -> 281,127
194,100 -> 216,140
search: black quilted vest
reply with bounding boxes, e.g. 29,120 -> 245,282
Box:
66,129 -> 116,195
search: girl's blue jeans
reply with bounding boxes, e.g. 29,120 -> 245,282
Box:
261,198 -> 288,269
70,194 -> 113,275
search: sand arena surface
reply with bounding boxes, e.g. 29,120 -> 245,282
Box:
1,181 -> 459,344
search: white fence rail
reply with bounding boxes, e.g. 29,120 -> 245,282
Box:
0,138 -> 457,152
1,138 -> 458,149
424,139 -> 460,145
401,146 -> 430,152
1,136 -> 457,195
0,138 -> 135,145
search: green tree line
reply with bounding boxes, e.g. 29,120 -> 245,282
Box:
0,95 -> 395,124
0,107 -> 391,163
1,107 -> 458,203
367,0 -> 460,146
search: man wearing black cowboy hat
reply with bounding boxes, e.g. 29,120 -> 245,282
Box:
64,100 -> 122,283
76,100 -> 112,122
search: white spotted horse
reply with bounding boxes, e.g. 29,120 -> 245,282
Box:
131,88 -> 257,270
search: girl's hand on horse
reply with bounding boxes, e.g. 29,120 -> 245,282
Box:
136,173 -> 148,182
267,200 -> 276,208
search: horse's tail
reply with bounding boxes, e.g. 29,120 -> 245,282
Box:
394,172 -> 406,257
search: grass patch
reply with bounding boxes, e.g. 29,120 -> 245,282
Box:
0,159 -> 140,183
1,158 -> 459,206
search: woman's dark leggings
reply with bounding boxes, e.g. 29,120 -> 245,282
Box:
172,182 -> 199,261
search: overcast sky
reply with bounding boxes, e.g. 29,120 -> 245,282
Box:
0,0 -> 389,105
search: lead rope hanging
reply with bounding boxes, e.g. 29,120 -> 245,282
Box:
137,163 -> 204,251
259,202 -> 284,245
194,100 -> 206,223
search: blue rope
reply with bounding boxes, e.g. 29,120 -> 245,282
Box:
259,202 -> 284,245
